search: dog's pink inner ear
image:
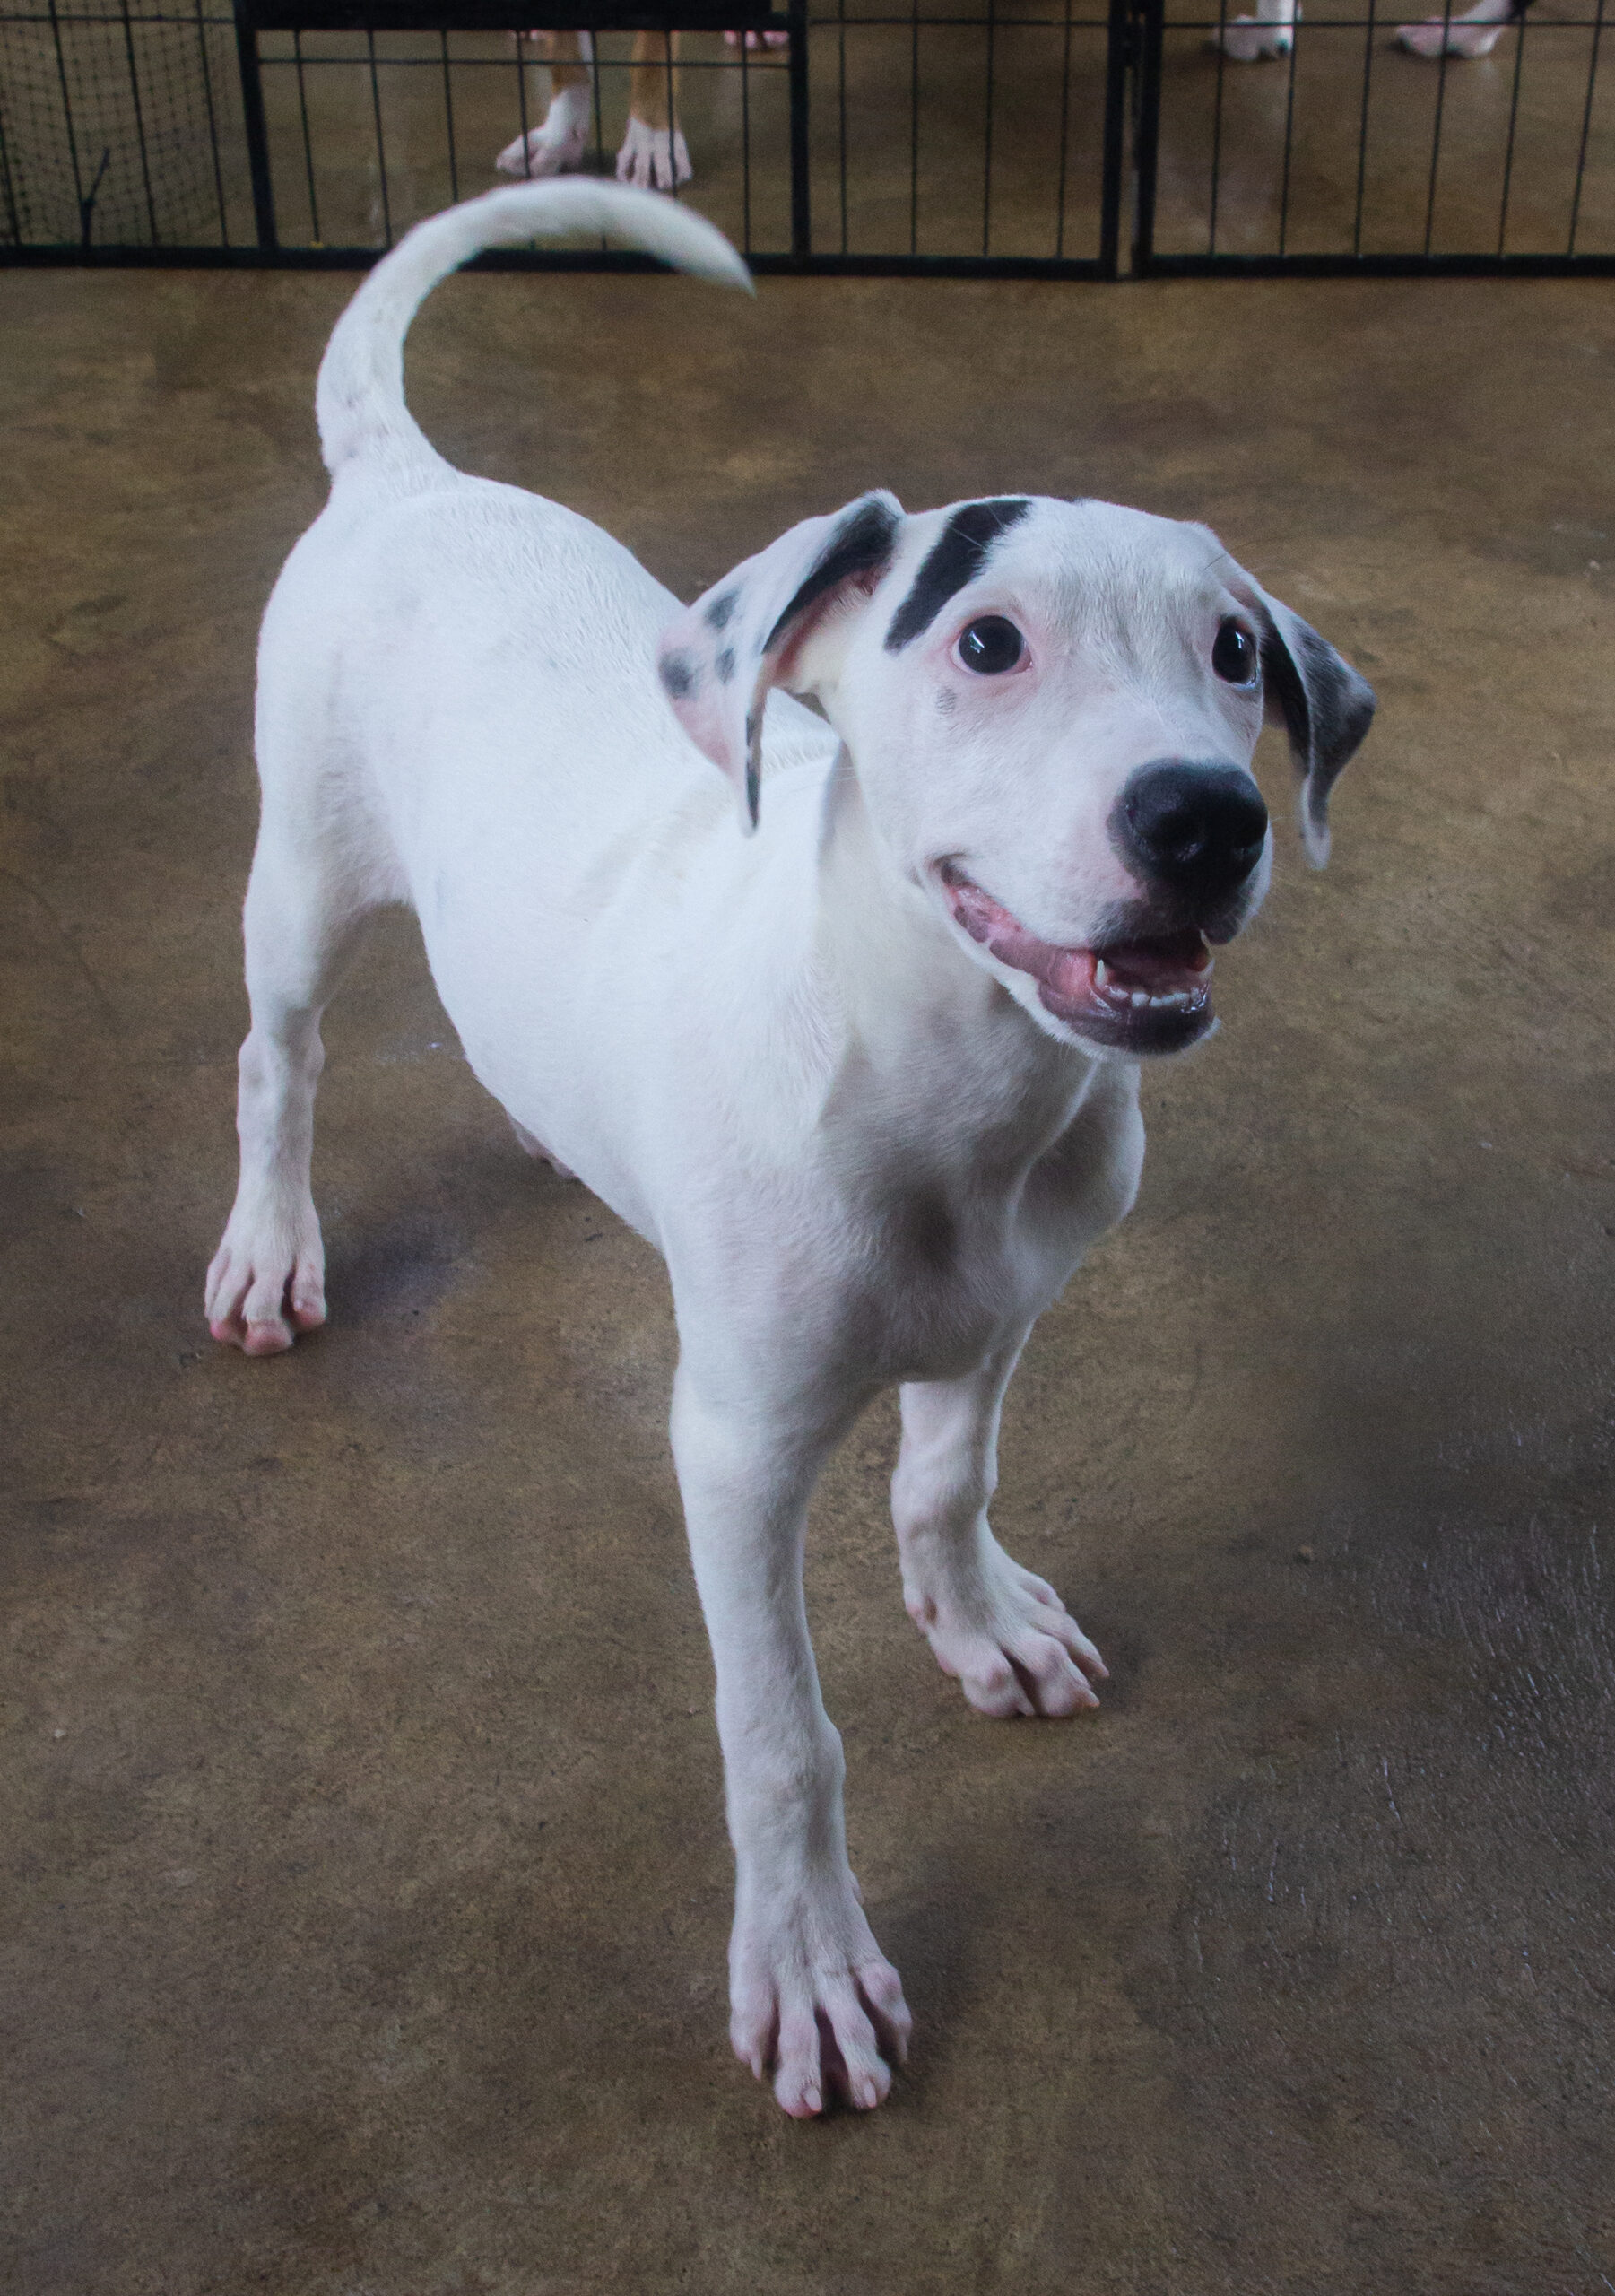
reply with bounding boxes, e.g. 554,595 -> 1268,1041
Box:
658,636 -> 740,778
656,490 -> 905,824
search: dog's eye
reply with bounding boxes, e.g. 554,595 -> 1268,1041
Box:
955,616 -> 1025,675
1212,619 -> 1258,685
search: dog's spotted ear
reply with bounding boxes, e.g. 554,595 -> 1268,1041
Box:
657,490 -> 903,832
1235,578 -> 1376,868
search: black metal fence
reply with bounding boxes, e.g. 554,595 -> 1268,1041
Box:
1,0 -> 1611,270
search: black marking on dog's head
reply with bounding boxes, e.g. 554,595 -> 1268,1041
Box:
715,646 -> 736,685
659,650 -> 698,701
884,498 -> 1032,653
705,588 -> 740,633
762,497 -> 901,657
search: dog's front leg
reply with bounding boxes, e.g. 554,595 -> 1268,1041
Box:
495,30 -> 592,179
616,30 -> 691,190
893,1339 -> 1109,1718
670,1361 -> 910,2116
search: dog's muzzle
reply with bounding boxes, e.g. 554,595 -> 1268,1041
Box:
939,862 -> 1219,1057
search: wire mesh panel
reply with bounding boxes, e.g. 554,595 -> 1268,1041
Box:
1136,0 -> 1615,265
0,0 -> 249,245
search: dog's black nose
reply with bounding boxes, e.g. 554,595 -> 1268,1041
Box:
1113,761 -> 1269,898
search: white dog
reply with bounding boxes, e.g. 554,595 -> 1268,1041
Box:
205,180 -> 1374,2117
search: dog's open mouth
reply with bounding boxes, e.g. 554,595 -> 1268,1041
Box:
938,862 -> 1215,1055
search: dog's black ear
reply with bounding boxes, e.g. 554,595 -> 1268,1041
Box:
1240,582 -> 1376,867
657,491 -> 902,833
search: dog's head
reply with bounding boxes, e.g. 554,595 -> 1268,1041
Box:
656,491 -> 1374,1058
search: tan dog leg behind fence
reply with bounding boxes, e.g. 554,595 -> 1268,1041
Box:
496,27 -> 690,191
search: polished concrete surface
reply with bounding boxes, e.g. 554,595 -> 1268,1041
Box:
4,259 -> 1614,2292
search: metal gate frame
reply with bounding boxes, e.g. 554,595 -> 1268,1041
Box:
3,0 -> 1611,271
0,0 -> 1133,272
1127,0 -> 1615,276
230,0 -> 1133,277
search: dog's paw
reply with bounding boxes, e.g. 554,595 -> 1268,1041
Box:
205,1206 -> 326,1356
730,1884 -> 911,2117
1394,13 -> 1506,53
1211,9 -> 1296,57
615,117 -> 692,191
905,1536 -> 1107,1718
494,104 -> 590,178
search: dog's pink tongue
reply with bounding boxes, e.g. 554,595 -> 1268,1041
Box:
944,871 -> 1097,1000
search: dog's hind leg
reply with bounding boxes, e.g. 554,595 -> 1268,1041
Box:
206,786 -> 393,1355
892,1338 -> 1109,1718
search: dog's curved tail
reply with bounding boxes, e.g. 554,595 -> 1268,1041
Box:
315,180 -> 751,483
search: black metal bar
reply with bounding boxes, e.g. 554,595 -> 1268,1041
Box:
1140,248 -> 1615,274
788,0 -> 811,257
1423,0 -> 1454,256
1568,0 -> 1605,255
16,234 -> 1615,278
837,0 -> 848,254
1276,0 -> 1299,257
439,28 -> 459,204
1,241 -> 1116,272
293,27 -> 322,240
243,38 -> 796,57
186,0 -> 230,245
239,0 -> 776,26
982,0 -> 996,257
117,0 -> 161,240
664,28 -> 679,197
590,30 -> 607,178
46,0 -> 89,229
1208,0 -> 1229,257
193,0 -> 231,246
740,25 -> 752,256
1097,0 -> 1125,275
1131,0 -> 1162,275
512,23 -> 532,175
909,0 -> 920,255
1054,0 -> 1073,260
0,77 -> 21,246
1497,4 -> 1528,257
1350,0 -> 1376,257
366,25 -> 392,240
232,1 -> 280,249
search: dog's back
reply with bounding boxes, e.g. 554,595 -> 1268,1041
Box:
249,186 -> 839,1222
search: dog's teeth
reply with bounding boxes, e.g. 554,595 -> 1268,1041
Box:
1094,959 -> 1110,988
1130,990 -> 1150,1008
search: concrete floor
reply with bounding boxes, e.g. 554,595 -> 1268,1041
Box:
3,257 -> 1613,2294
